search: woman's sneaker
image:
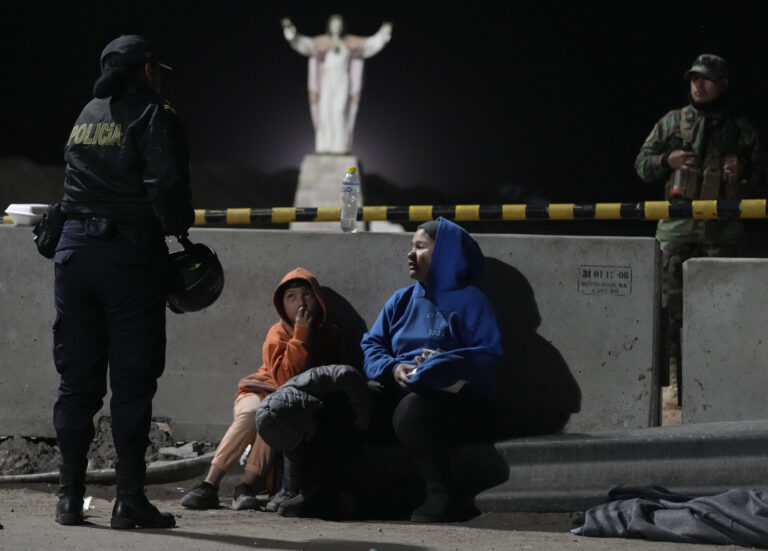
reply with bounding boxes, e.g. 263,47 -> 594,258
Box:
180,480 -> 219,509
409,491 -> 461,523
277,487 -> 319,518
264,488 -> 294,512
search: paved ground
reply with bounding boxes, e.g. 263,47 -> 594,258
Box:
0,481 -> 752,551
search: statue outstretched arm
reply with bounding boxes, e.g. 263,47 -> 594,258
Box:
281,17 -> 316,57
344,23 -> 392,58
360,22 -> 393,58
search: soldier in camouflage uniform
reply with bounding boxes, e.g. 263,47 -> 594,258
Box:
635,53 -> 766,401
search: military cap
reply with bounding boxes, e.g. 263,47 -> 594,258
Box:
100,34 -> 172,72
683,53 -> 728,81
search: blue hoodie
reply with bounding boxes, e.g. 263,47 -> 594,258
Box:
361,217 -> 503,402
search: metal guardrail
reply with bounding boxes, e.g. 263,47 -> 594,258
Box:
192,199 -> 768,225
4,199 -> 767,226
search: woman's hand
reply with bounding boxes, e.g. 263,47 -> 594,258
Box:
394,363 -> 416,389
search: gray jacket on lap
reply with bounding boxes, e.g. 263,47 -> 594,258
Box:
255,364 -> 374,452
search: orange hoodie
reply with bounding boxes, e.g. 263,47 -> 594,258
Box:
237,267 -> 344,398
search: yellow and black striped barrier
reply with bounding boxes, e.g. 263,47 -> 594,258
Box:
192,199 -> 768,225
5,199 -> 768,226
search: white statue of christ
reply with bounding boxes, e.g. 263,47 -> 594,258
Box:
282,15 -> 393,154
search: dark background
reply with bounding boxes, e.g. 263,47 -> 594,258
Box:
3,1 -> 768,235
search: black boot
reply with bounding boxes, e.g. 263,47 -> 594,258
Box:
55,495 -> 84,526
111,494 -> 175,529
111,460 -> 175,529
55,461 -> 86,526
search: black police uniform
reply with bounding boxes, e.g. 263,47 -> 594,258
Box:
53,82 -> 194,501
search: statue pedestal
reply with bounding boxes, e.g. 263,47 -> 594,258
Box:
290,154 -> 365,232
289,154 -> 405,233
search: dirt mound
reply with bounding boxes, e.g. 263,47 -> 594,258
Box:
0,436 -> 60,475
0,416 -> 216,476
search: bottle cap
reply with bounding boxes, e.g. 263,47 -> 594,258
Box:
347,167 -> 356,173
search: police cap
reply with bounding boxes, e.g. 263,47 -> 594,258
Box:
100,34 -> 173,72
683,53 -> 728,81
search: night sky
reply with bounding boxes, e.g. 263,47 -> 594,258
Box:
4,1 -> 768,209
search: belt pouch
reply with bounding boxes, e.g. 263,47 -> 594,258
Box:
85,217 -> 116,239
699,169 -> 721,200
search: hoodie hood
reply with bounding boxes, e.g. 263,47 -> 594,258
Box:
273,267 -> 327,328
425,217 -> 485,292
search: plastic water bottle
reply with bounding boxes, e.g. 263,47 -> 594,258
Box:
340,166 -> 361,233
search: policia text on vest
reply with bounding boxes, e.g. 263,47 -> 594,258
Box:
67,123 -> 122,147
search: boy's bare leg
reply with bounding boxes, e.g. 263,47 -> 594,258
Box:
205,465 -> 264,491
204,465 -> 226,486
242,471 -> 263,487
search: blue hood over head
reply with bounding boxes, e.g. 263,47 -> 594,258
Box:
426,217 -> 485,292
361,216 -> 503,402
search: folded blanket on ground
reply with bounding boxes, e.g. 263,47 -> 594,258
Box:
572,484 -> 768,549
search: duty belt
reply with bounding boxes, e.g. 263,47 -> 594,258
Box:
66,216 -> 163,247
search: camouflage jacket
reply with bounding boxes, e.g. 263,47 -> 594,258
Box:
635,103 -> 766,198
635,103 -> 766,242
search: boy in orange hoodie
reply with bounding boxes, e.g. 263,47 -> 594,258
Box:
180,267 -> 344,510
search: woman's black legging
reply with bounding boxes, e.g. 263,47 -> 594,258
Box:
392,390 -> 498,491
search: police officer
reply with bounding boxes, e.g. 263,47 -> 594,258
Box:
53,35 -> 194,528
635,53 -> 767,403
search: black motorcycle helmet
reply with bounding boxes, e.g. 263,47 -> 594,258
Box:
167,234 -> 224,314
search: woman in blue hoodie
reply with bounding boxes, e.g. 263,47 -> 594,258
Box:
361,217 -> 503,523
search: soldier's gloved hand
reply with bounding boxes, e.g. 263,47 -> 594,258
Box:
667,149 -> 698,170
722,154 -> 742,177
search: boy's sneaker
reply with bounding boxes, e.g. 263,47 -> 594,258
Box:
180,480 -> 219,509
231,482 -> 268,510
264,488 -> 294,513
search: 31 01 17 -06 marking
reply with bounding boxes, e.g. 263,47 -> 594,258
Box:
578,265 -> 632,296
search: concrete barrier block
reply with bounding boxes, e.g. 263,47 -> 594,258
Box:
683,258 -> 768,423
0,226 -> 57,437
0,226 -> 660,441
475,234 -> 660,434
